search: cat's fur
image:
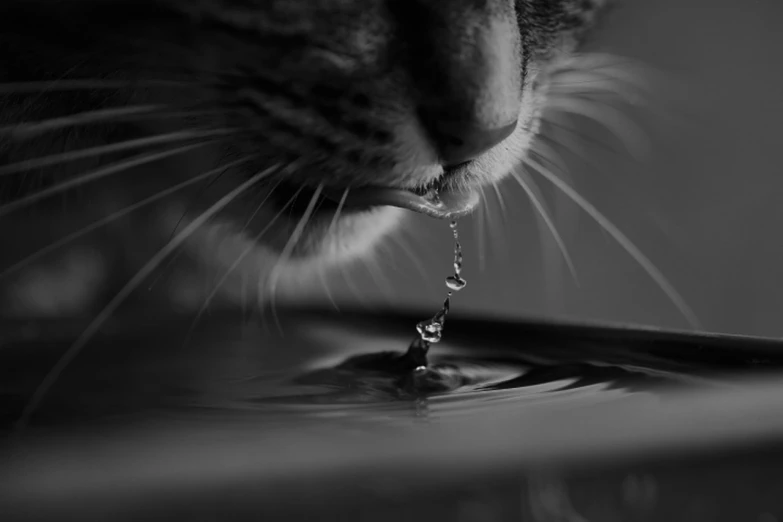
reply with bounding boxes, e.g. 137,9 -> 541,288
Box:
0,0 -> 611,317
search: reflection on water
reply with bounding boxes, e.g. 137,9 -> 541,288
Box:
0,309 -> 717,431
3,309 -> 783,521
3,308 -> 783,432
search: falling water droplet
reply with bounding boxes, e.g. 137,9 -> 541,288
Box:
446,275 -> 466,292
406,221 -> 467,371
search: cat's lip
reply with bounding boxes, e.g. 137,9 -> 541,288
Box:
336,184 -> 480,219
323,165 -> 480,219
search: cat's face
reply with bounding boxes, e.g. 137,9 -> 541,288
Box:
0,0 -> 609,312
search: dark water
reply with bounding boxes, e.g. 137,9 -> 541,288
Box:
0,309 -> 761,429
2,309 -> 783,521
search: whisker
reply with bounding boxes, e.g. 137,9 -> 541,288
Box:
2,107 -> 226,142
267,183 -> 325,333
317,265 -> 340,311
475,185 -> 489,273
13,161 -> 285,438
0,105 -> 163,139
0,156 -> 254,279
510,168 -> 578,283
558,52 -> 654,80
529,135 -> 577,186
0,129 -> 231,176
326,188 -> 350,236
549,70 -> 651,105
535,127 -> 606,177
540,116 -> 623,156
0,79 -> 191,94
146,171 -> 230,292
361,250 -> 395,304
0,142 -> 209,217
182,183 -> 301,348
525,154 -> 702,330
388,232 -> 436,295
315,189 -> 351,311
545,96 -> 650,160
523,171 -> 570,313
529,138 -> 583,284
166,170 -> 229,244
240,179 -> 285,232
489,181 -> 512,265
338,262 -> 365,307
490,181 -> 509,218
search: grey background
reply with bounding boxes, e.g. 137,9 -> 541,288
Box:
321,0 -> 783,337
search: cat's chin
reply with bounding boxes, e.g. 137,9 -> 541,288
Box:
171,204 -> 406,310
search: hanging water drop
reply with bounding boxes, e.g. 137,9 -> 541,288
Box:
446,275 -> 466,292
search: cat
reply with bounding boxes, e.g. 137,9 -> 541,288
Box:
0,0 -> 613,319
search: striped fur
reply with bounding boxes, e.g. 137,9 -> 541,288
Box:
0,0 -> 612,316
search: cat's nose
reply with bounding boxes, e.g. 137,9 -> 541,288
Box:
399,1 -> 523,166
424,118 -> 518,167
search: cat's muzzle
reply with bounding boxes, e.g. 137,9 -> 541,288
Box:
323,163 -> 480,220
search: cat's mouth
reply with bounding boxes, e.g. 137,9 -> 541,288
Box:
268,164 -> 480,221
324,163 -> 480,220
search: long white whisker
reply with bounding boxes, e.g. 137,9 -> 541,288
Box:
529,139 -> 583,289
549,71 -> 650,107
0,129 -> 231,176
0,105 -> 163,139
525,154 -> 701,330
540,116 -> 622,156
13,161 -> 284,437
0,79 -> 190,94
489,182 -> 512,265
475,186 -> 488,273
510,168 -> 578,283
0,156 -> 253,279
317,265 -> 339,311
545,96 -> 650,160
388,232 -> 435,294
535,126 -> 606,177
338,261 -> 365,307
568,53 -> 659,93
182,185 -> 301,347
313,189 -> 351,310
360,250 -> 395,304
0,142 -> 208,217
490,181 -> 509,217
267,183 -> 325,333
240,179 -> 285,232
326,188 -> 350,236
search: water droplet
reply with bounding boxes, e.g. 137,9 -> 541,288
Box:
407,220 -> 466,370
446,275 -> 466,292
453,248 -> 463,275
424,189 -> 443,206
416,320 -> 443,343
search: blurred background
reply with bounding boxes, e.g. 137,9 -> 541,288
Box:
316,0 -> 783,338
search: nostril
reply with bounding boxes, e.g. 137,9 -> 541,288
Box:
425,118 -> 518,167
